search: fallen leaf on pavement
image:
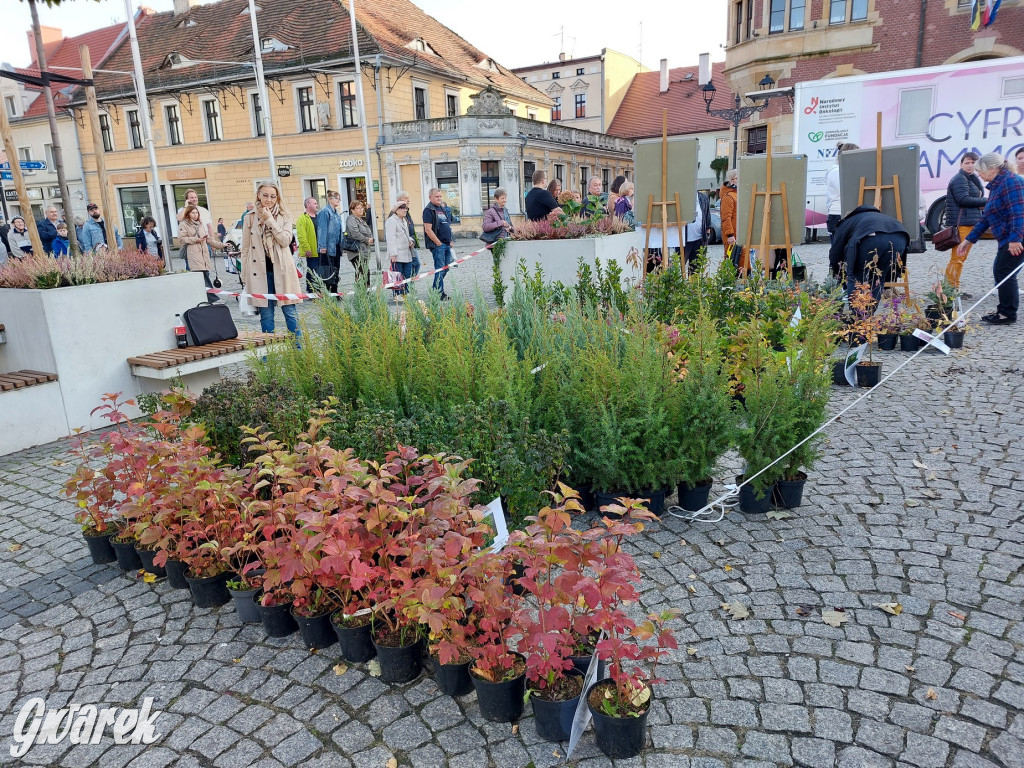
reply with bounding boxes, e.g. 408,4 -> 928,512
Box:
7,544 -> 22,552
922,489 -> 940,499
724,564 -> 733,572
652,551 -> 661,559
680,539 -> 687,546
822,610 -> 849,627
686,647 -> 698,656
142,572 -> 157,584
715,539 -> 727,546
926,688 -> 938,700
688,573 -> 697,579
721,601 -> 750,620
386,758 -> 398,768
511,724 -> 519,735
913,459 -> 929,469
904,499 -> 921,507
926,472 -> 938,482
939,408 -> 953,415
874,602 -> 903,615
766,509 -> 792,520
687,585 -> 697,594
795,605 -> 815,617
367,660 -> 382,677
333,663 -> 349,676
928,447 -> 943,454
948,611 -> 966,621
905,665 -> 916,673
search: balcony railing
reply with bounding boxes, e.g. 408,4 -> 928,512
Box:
381,115 -> 633,153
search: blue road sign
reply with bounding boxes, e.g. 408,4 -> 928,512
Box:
0,161 -> 47,170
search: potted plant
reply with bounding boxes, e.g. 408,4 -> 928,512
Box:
895,296 -> 927,352
665,314 -> 736,512
219,503 -> 265,625
875,296 -> 903,351
924,278 -> 960,322
848,282 -> 884,387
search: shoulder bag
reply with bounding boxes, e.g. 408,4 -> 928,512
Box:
932,210 -> 961,253
182,301 -> 238,346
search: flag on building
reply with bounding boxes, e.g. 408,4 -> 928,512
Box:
970,0 -> 984,29
985,0 -> 1001,26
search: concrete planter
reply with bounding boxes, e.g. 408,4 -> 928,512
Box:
0,272 -> 207,452
499,230 -> 645,288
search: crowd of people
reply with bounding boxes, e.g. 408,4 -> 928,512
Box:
3,147 -> 1021,333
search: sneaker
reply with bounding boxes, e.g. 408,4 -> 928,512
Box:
960,292 -> 973,300
440,292 -> 451,301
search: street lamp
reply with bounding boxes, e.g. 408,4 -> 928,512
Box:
701,74 -> 791,167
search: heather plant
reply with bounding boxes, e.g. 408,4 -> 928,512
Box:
0,249 -> 163,289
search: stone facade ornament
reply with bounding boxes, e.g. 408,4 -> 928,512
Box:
467,86 -> 512,116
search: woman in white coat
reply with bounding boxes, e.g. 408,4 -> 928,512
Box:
242,183 -> 301,337
385,201 -> 416,302
825,142 -> 858,242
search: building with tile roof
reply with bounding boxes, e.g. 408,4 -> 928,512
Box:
0,22 -> 127,223
65,0 -> 633,239
608,60 -> 734,191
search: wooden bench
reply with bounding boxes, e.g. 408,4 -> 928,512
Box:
127,330 -> 290,381
0,369 -> 58,391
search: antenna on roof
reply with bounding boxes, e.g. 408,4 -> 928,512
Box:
553,26 -> 565,61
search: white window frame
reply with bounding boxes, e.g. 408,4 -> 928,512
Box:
294,80 -> 317,133
333,77 -> 358,129
162,101 -> 183,146
43,143 -> 56,171
98,112 -> 115,152
17,146 -> 35,175
247,89 -> 265,138
896,86 -> 934,138
4,95 -> 18,118
125,107 -> 143,149
200,98 -> 223,141
412,79 -> 429,121
444,88 -> 460,118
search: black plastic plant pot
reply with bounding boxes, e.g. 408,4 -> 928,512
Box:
594,490 -> 626,517
82,530 -> 116,565
185,570 -> 231,608
877,333 -> 898,351
570,653 -> 606,680
944,331 -> 965,349
136,547 -> 166,578
900,334 -> 924,352
332,614 -> 376,663
257,591 -> 297,637
507,561 -> 527,597
165,558 -> 190,590
638,488 -> 667,518
586,679 -> 650,759
832,360 -> 849,386
372,636 -> 423,684
677,479 -> 713,512
856,362 -> 882,388
792,265 -> 807,282
471,654 -> 526,722
531,671 -> 585,742
229,587 -> 261,624
292,609 -> 338,650
434,658 -> 474,697
736,475 -> 772,514
773,473 -> 807,509
575,484 -> 596,512
924,305 -> 943,321
111,538 -> 142,572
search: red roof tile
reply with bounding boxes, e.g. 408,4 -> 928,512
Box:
20,23 -> 128,118
88,0 -> 546,105
608,61 -> 733,139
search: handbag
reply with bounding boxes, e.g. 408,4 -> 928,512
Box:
932,211 -> 961,252
182,302 -> 238,346
382,267 -> 404,291
341,231 -> 360,252
480,227 -> 502,244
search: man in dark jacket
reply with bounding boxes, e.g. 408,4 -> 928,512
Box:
36,206 -> 61,254
829,205 -> 910,302
943,152 -> 986,293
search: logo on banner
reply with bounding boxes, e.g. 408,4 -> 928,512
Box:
10,697 -> 163,758
804,96 -> 819,115
808,131 -> 824,142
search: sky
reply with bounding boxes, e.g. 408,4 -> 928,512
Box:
0,0 -> 727,72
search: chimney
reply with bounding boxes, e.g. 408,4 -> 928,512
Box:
27,26 -> 63,66
172,0 -> 199,16
659,59 -> 669,93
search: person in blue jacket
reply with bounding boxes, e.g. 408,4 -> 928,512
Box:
80,203 -> 123,252
51,223 -> 70,256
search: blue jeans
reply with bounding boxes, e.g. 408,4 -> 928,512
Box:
430,243 -> 453,293
396,260 -> 414,294
258,271 -> 301,337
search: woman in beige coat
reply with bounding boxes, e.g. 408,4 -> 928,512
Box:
242,183 -> 301,337
385,201 -> 416,301
180,205 -> 226,300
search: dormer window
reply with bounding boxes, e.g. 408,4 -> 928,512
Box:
260,37 -> 290,53
163,52 -> 194,69
476,58 -> 500,73
406,38 -> 437,56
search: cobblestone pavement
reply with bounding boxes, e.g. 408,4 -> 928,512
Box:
1,238 -> 1022,767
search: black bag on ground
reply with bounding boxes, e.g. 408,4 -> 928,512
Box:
182,302 -> 238,346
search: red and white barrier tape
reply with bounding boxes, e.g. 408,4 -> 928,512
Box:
207,242 -> 494,300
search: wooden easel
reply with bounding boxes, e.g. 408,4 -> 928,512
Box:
642,111 -> 686,281
742,123 -> 794,279
858,112 -> 911,299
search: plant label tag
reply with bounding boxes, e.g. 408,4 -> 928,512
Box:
484,497 -> 509,553
845,344 -> 866,387
912,328 -> 950,355
790,307 -> 802,328
566,630 -> 605,760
